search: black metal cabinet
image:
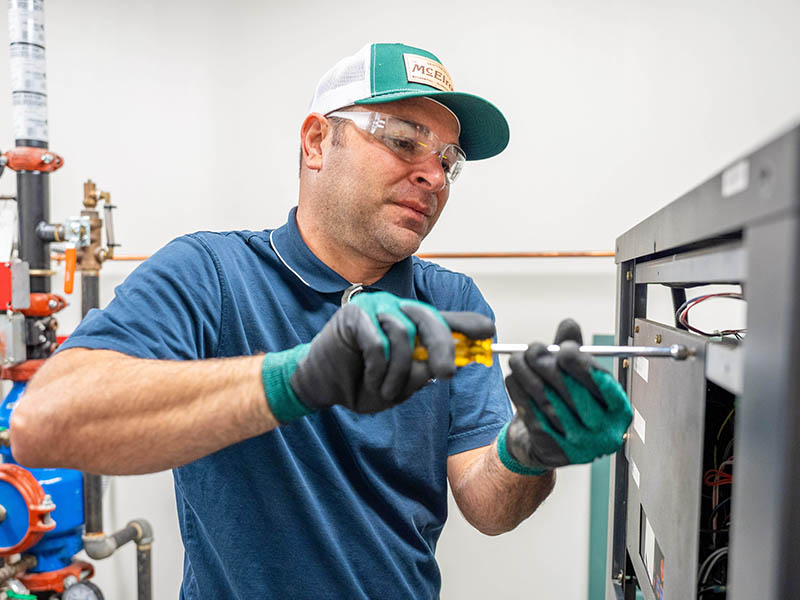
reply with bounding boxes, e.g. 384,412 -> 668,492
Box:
607,125 -> 800,600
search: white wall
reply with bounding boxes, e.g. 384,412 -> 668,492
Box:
0,1 -> 797,598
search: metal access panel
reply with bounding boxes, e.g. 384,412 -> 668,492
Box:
625,319 -> 707,600
607,123 -> 800,600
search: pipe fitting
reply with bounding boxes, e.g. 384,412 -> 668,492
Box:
82,518 -> 154,559
81,532 -> 117,560
0,554 -> 36,585
129,518 -> 154,546
34,221 -> 64,243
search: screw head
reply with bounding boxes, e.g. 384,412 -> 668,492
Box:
41,153 -> 54,164
48,299 -> 58,309
655,334 -> 662,343
62,575 -> 78,589
626,271 -> 633,281
634,325 -> 639,333
622,359 -> 630,369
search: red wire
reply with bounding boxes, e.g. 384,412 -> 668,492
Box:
680,293 -> 745,337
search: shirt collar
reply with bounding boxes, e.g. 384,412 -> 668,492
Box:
270,207 -> 415,298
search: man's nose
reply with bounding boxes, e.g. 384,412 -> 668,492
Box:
408,154 -> 447,193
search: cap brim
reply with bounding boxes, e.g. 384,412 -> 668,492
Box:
355,91 -> 509,161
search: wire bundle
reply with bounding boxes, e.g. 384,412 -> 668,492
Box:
697,547 -> 729,596
704,463 -> 733,487
674,293 -> 746,338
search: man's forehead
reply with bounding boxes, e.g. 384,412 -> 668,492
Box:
352,97 -> 461,143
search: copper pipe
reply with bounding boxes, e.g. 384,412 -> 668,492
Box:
415,251 -> 615,259
51,251 -> 614,263
51,254 -> 150,262
108,255 -> 150,261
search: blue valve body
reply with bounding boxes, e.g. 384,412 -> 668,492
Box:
0,381 -> 85,572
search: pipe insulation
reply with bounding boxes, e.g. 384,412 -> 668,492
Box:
8,0 -> 49,146
9,0 -> 51,289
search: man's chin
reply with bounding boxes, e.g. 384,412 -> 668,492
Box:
379,226 -> 425,260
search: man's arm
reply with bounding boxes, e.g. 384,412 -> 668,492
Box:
11,293 -> 484,475
447,443 -> 555,536
10,348 -> 273,475
446,318 -> 632,536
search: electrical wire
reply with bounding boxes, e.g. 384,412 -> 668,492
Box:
698,547 -> 729,586
714,408 -> 735,469
698,584 -> 727,597
706,456 -> 734,545
674,292 -> 746,338
707,497 -> 732,530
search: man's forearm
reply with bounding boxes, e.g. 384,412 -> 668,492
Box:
10,348 -> 275,475
451,441 -> 556,536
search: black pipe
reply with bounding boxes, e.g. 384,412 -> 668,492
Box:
16,171 -> 50,293
137,543 -> 152,600
110,523 -> 138,548
83,474 -> 103,534
81,272 -> 103,533
81,273 -> 99,318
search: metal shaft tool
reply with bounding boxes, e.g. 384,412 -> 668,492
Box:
413,336 -> 694,367
492,343 -> 693,361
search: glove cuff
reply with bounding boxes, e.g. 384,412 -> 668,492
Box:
496,422 -> 550,476
261,344 -> 314,424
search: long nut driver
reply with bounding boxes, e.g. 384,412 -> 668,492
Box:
412,333 -> 694,367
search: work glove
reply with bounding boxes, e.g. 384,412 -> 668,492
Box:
497,319 -> 632,475
261,291 -> 495,424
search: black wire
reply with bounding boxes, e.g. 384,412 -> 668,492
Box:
708,497 -> 732,529
675,292 -> 746,337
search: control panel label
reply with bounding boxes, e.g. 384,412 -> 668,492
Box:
634,356 -> 649,382
722,159 -> 749,198
631,459 -> 640,488
632,406 -> 646,444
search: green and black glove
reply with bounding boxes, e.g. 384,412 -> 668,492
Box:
261,291 -> 495,423
498,319 -> 632,475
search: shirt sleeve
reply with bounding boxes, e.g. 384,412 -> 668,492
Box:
58,233 -> 223,360
422,270 -> 512,455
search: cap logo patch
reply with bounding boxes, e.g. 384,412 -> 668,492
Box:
403,54 -> 454,92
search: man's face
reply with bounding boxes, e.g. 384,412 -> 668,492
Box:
313,97 -> 461,265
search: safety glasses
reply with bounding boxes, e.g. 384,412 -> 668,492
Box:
326,110 -> 466,186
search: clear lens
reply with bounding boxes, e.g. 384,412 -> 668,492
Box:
440,144 -> 466,184
328,111 -> 466,185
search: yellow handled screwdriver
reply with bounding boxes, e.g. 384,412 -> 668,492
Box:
412,334 -> 693,367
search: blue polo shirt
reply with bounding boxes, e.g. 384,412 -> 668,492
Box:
60,207 -> 512,599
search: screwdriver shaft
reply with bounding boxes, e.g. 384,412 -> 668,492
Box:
490,343 -> 692,360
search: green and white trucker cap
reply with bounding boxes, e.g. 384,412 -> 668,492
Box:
308,43 -> 509,161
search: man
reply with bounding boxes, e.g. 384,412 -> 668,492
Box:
10,43 -> 631,598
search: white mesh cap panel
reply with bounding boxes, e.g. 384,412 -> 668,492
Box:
308,43 -> 372,116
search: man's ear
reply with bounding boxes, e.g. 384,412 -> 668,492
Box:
300,113 -> 329,172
